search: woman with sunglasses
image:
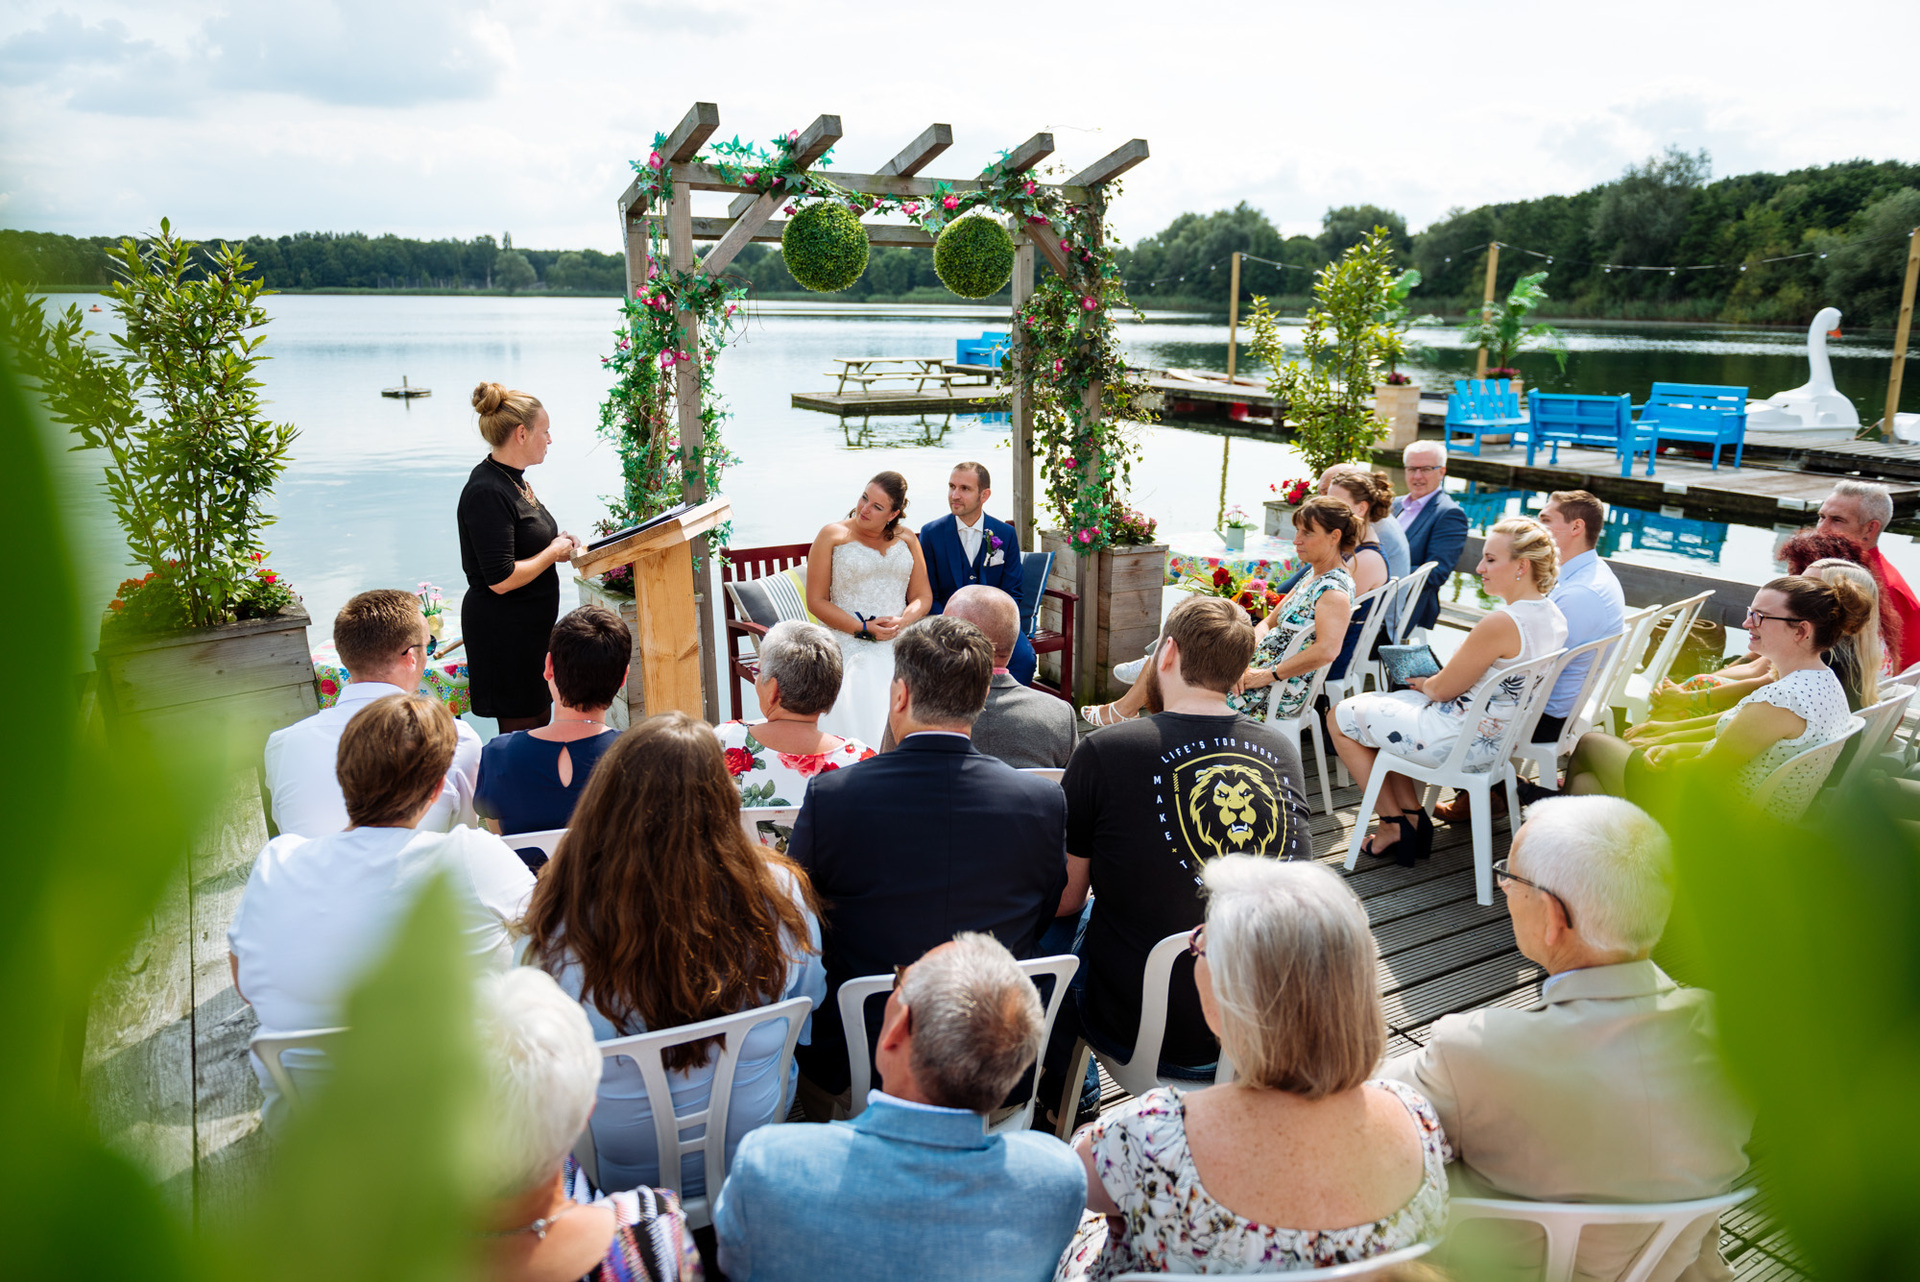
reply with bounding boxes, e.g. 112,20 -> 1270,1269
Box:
1566,575 -> 1870,821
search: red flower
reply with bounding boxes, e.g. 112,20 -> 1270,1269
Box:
778,751 -> 837,777
1212,565 -> 1233,588
723,747 -> 754,776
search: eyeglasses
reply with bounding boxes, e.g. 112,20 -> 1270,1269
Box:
1186,924 -> 1207,960
401,643 -> 425,658
1744,607 -> 1804,628
1405,465 -> 1443,475
891,963 -> 909,991
1492,859 -> 1574,929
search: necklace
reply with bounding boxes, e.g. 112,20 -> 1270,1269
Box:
551,716 -> 605,729
488,456 -> 537,505
482,1202 -> 581,1240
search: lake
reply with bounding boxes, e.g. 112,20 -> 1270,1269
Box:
41,293 -> 1920,649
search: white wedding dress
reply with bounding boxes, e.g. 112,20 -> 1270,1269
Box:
817,538 -> 914,748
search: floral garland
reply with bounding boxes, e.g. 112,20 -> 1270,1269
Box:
595,128 -> 1153,571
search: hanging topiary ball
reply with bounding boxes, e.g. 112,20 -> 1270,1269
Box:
781,203 -> 869,293
934,214 -> 1016,299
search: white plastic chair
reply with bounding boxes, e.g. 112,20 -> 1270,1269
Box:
838,954 -> 1080,1135
1319,580 -> 1397,710
1335,566 -> 1442,788
1509,633 -> 1623,799
1344,649 -> 1565,905
1832,684 -> 1915,790
1262,614 -> 1341,814
1053,930 -> 1237,1141
502,826 -> 567,860
250,1026 -> 347,1108
1620,591 -> 1716,727
1382,560 -> 1441,647
1113,1241 -> 1434,1280
1448,1188 -> 1753,1282
1020,767 -> 1066,783
738,805 -> 802,845
1589,603 -> 1661,732
572,995 -> 812,1229
1750,715 -> 1864,821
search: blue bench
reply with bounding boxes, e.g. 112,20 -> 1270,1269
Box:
954,331 -> 1011,365
1621,382 -> 1748,476
1525,392 -> 1632,467
1443,378 -> 1529,456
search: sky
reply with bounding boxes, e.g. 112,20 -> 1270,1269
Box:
2,0 -> 1916,252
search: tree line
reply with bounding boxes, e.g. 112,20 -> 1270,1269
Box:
5,151 -> 1915,324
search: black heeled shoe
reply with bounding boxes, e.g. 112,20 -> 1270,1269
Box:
1362,814 -> 1420,868
1411,808 -> 1435,861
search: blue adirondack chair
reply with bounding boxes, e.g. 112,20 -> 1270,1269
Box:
1620,383 -> 1749,476
1525,393 -> 1633,467
954,331 -> 1011,365
1442,378 -> 1529,456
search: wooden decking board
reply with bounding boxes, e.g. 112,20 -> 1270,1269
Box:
1370,897 -> 1510,955
1380,954 -> 1545,1030
1376,919 -> 1522,995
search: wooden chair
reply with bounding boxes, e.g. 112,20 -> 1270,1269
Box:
1025,556 -> 1079,703
1448,1188 -> 1753,1282
719,542 -> 812,721
1621,383 -> 1749,475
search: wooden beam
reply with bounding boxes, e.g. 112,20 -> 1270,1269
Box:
1023,221 -> 1075,280
1886,227 -> 1919,440
995,132 -> 1055,176
647,162 -> 1088,204
666,186 -> 720,721
879,124 -> 952,177
703,115 -> 845,275
1067,138 -> 1149,188
1010,240 -> 1036,551
653,216 -> 935,249
790,113 -> 842,168
663,102 -> 721,162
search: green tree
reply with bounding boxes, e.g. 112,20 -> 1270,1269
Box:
1319,205 -> 1410,262
1589,148 -> 1712,290
1818,188 -> 1920,328
493,250 -> 535,293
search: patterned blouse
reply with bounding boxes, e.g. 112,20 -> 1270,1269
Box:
1228,566 -> 1354,722
1714,664 -> 1853,821
1054,1081 -> 1451,1280
714,720 -> 875,808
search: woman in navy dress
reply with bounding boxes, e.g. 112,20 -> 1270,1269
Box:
476,606 -> 630,868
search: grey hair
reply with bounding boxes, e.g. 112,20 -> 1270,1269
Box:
1201,857 -> 1382,1098
1830,480 -> 1894,533
1403,440 -> 1448,466
758,620 -> 843,717
474,968 -> 603,1197
945,585 -> 1021,660
1515,797 -> 1674,955
898,932 -> 1042,1112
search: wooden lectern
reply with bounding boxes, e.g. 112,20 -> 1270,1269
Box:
570,496 -> 732,722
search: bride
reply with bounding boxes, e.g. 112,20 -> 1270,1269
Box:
806,471 -> 934,747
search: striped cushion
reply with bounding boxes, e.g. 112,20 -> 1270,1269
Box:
725,564 -> 816,629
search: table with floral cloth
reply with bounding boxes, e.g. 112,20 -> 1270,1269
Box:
311,639 -> 472,717
1164,532 -> 1303,587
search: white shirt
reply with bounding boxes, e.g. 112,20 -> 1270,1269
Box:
957,513 -> 985,563
263,681 -> 482,837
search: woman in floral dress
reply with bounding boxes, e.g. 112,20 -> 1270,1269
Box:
1056,858 -> 1449,1279
1227,497 -> 1357,723
715,620 -> 874,811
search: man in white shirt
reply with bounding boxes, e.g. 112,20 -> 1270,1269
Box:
264,589 -> 482,836
232,693 -> 534,1123
1438,490 -> 1625,824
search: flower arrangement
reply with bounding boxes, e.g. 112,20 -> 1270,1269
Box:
781,203 -> 870,293
1484,366 -> 1523,380
1105,503 -> 1159,547
102,551 -> 293,639
933,214 -> 1016,299
1176,561 -> 1282,621
417,581 -> 447,644
1382,371 -> 1413,386
1272,478 -> 1313,505
1221,506 -> 1254,530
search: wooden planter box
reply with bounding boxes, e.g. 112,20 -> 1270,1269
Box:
94,605 -> 318,762
1039,532 -> 1168,703
1263,501 -> 1303,537
1374,382 -> 1422,450
575,575 -> 642,729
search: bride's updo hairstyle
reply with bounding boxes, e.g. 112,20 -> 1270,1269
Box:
853,471 -> 909,540
473,381 -> 545,448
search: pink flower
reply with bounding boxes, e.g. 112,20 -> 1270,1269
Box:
1077,529 -> 1094,544
787,130 -> 799,143
1059,239 -> 1070,252
634,286 -> 644,298
648,262 -> 659,278
659,351 -> 676,369
904,201 -> 919,216
725,303 -> 737,317
676,349 -> 689,361
745,173 -> 757,185
942,195 -> 959,210
1029,215 -> 1046,224
784,205 -> 797,216
1064,457 -> 1078,468
1022,180 -> 1035,195
1053,359 -> 1064,374
1081,296 -> 1097,311
648,152 -> 661,170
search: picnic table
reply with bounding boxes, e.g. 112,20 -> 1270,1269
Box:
828,356 -> 957,395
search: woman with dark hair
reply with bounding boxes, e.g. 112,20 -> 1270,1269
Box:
804,471 -> 934,745
519,712 -> 825,1198
1226,497 -> 1356,722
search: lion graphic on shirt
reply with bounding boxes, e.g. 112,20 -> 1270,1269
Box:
1180,760 -> 1284,860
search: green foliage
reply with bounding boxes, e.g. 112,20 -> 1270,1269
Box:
1817,189 -> 1920,331
1589,147 -> 1712,270
1457,269 -> 1568,373
933,215 -> 1015,299
780,203 -> 870,293
493,250 -> 536,293
1380,267 -> 1438,374
2,221 -> 298,630
1249,227 -> 1402,475
1318,204 -> 1411,261
1113,202 -> 1322,300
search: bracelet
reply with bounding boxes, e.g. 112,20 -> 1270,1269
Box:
854,612 -> 872,641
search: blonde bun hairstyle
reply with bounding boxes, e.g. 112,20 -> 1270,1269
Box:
1490,516 -> 1559,593
473,381 -> 545,448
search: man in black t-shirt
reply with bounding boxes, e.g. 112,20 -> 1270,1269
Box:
1050,596 -> 1311,1092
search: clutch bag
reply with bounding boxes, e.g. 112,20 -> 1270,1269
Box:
1378,643 -> 1442,692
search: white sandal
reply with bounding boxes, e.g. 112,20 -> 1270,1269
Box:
1080,701 -> 1136,728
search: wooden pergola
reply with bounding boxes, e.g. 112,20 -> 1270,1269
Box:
618,102 -> 1148,718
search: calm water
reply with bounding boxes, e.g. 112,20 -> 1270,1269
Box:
42,294 -> 1920,643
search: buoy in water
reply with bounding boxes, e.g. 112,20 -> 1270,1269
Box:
381,375 -> 431,399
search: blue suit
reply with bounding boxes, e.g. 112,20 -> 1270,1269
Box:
921,512 -> 1036,685
713,1095 -> 1086,1282
1392,490 -> 1469,633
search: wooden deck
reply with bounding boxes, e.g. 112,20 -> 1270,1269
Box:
791,386 -> 1007,417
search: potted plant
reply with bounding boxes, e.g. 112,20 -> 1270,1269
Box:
1373,269 -> 1433,449
1040,502 -> 1167,701
1264,477 -> 1313,535
1459,269 -> 1567,402
1220,505 -> 1255,551
3,222 -> 312,751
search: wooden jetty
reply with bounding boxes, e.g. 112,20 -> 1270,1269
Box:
791,385 -> 1008,417
380,376 -> 430,399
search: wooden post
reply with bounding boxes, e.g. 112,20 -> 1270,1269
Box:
1475,242 -> 1500,379
1010,238 -> 1037,549
667,182 -> 720,723
1076,190 -> 1107,706
1886,227 -> 1920,441
1226,251 -> 1242,382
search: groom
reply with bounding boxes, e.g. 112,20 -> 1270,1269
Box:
921,461 -> 1035,685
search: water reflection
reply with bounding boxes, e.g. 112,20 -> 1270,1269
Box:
1449,482 -> 1745,570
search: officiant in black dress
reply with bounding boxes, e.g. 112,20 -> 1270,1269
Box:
457,381 -> 580,732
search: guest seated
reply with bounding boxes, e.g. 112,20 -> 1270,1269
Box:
518,712 -> 825,1197
716,619 -> 875,809
263,589 -> 481,836
1057,857 -> 1449,1280
1392,441 -> 1469,639
1381,797 -> 1753,1281
1330,518 -> 1568,866
230,694 -> 534,1123
1225,496 -> 1356,721
789,615 -> 1067,1116
1567,575 -> 1869,821
1272,462 -> 1412,595
1804,557 -> 1886,707
473,968 -> 701,1282
474,605 -> 628,867
1817,479 -> 1919,671
934,585 -> 1078,768
1327,469 -> 1394,598
713,933 -> 1086,1282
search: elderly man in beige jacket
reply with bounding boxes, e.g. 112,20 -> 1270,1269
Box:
1380,796 -> 1752,1282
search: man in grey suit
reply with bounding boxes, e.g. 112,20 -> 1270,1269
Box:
882,585 -> 1077,769
1381,796 -> 1752,1281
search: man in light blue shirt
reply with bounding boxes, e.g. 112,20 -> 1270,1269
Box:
1438,491 -> 1624,824
714,933 -> 1085,1281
